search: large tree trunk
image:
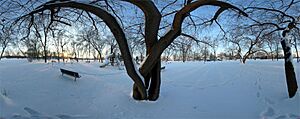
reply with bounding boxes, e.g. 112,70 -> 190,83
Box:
147,61 -> 161,101
129,1 -> 162,101
133,60 -> 161,101
281,31 -> 298,98
132,60 -> 161,101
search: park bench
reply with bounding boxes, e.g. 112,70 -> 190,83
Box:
60,68 -> 80,81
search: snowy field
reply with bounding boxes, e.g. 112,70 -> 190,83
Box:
0,59 -> 299,119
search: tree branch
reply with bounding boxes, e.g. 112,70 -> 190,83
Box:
140,0 -> 248,75
180,33 -> 213,47
27,0 -> 147,99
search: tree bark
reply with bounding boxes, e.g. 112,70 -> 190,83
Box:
281,31 -> 298,98
44,47 -> 47,63
110,45 -> 114,66
293,38 -> 299,62
127,1 -> 162,100
182,44 -> 186,62
0,47 -> 6,60
61,47 -> 65,62
148,60 -> 161,100
242,56 -> 247,64
0,43 -> 7,60
98,50 -> 103,63
242,52 -> 252,64
140,1 -> 247,76
276,42 -> 279,61
57,51 -> 60,62
271,53 -> 274,61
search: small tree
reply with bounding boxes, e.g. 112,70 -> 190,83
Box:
0,26 -> 13,60
53,29 -> 69,62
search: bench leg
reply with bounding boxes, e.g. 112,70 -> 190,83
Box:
74,74 -> 76,81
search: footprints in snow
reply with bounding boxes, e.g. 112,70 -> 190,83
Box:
261,107 -> 275,117
264,98 -> 275,105
255,78 -> 300,119
260,105 -> 300,119
262,112 -> 300,119
255,78 -> 262,98
260,98 -> 277,119
9,107 -> 88,119
255,79 -> 275,119
111,104 -> 126,118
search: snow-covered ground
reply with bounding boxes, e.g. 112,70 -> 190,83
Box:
0,59 -> 299,119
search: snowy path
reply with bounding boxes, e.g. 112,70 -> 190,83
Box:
0,59 -> 299,119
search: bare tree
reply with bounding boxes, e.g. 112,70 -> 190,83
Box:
162,46 -> 174,61
241,27 -> 267,63
290,30 -> 300,62
104,35 -> 118,66
79,27 -> 105,63
71,41 -> 80,62
14,0 -> 247,101
243,0 -> 299,98
264,33 -> 278,60
0,25 -> 13,60
24,36 -> 41,60
30,16 -> 54,63
53,29 -> 69,62
228,25 -> 273,63
173,36 -> 193,62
